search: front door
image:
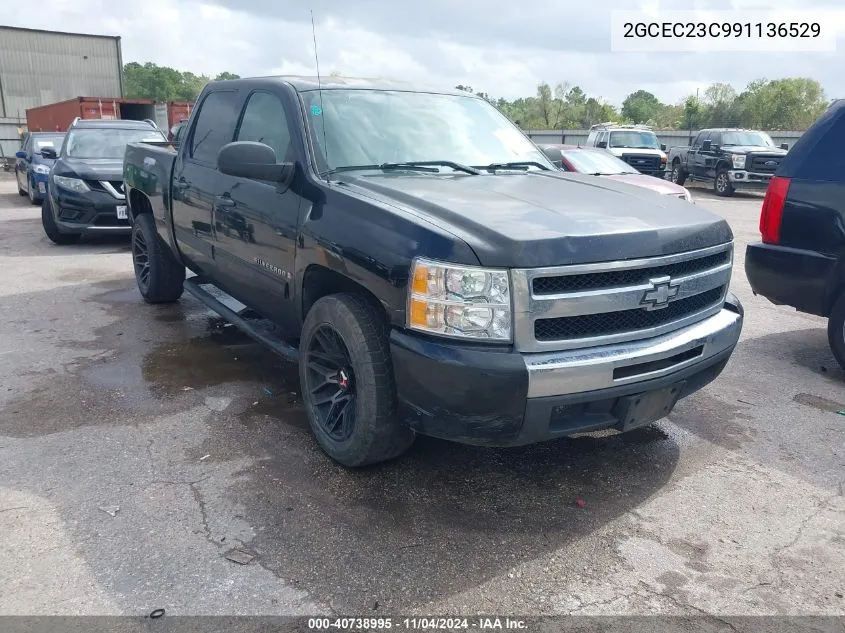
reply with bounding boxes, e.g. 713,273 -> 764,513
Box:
16,137 -> 32,193
170,89 -> 241,275
214,89 -> 302,331
692,131 -> 711,179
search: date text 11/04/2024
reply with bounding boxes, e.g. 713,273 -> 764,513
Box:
307,617 -> 528,630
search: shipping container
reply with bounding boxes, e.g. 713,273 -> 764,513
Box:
153,101 -> 195,134
26,97 -> 158,133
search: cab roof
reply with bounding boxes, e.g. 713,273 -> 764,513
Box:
207,75 -> 476,97
70,119 -> 159,130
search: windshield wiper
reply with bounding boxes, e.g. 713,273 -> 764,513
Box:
326,161 -> 481,176
478,161 -> 551,172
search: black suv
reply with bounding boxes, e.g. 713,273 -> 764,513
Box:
745,100 -> 845,368
41,118 -> 166,245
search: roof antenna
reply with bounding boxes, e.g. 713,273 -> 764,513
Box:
311,9 -> 330,183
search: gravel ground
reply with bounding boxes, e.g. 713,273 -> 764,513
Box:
0,172 -> 843,619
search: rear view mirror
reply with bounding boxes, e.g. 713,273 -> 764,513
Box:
15,150 -> 26,159
597,141 -> 607,149
701,140 -> 712,151
217,141 -> 293,183
40,147 -> 57,159
780,143 -> 789,150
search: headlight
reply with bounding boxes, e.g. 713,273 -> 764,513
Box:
32,164 -> 51,175
408,258 -> 512,341
53,175 -> 90,193
731,154 -> 746,170
660,154 -> 667,165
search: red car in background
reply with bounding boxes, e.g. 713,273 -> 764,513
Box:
540,144 -> 695,203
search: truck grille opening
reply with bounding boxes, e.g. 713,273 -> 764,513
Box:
534,287 -> 724,341
620,154 -> 661,172
533,250 -> 730,295
749,155 -> 783,174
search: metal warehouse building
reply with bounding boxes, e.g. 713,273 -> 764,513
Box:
0,26 -> 123,159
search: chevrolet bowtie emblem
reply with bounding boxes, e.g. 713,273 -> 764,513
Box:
641,276 -> 680,310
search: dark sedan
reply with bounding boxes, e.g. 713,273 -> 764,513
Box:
15,132 -> 65,205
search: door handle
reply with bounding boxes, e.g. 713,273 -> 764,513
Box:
214,195 -> 235,208
174,178 -> 189,190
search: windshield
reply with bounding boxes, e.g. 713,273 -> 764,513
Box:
301,89 -> 553,173
64,128 -> 166,159
561,150 -> 638,175
33,135 -> 64,152
609,130 -> 661,149
721,131 -> 775,147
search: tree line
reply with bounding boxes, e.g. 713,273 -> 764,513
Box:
458,77 -> 830,131
123,62 -> 829,131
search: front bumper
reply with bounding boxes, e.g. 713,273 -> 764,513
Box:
391,296 -> 743,446
50,187 -> 130,236
745,242 -> 837,317
728,170 -> 774,188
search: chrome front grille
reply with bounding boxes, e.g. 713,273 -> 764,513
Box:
512,243 -> 733,352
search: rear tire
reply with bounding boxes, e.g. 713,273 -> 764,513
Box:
131,212 -> 185,303
41,197 -> 79,245
671,161 -> 687,186
299,293 -> 414,467
714,168 -> 734,197
827,292 -> 845,371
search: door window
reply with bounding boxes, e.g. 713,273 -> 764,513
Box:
235,92 -> 292,162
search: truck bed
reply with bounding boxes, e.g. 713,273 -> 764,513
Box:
124,141 -> 178,249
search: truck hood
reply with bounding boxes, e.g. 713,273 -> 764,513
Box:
57,158 -> 124,181
343,171 -> 732,268
723,146 -> 788,156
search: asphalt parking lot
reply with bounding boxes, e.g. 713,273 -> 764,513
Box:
0,172 -> 843,618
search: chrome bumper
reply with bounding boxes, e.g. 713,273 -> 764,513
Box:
524,307 -> 742,398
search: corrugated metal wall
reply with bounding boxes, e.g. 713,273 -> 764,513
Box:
0,27 -> 122,119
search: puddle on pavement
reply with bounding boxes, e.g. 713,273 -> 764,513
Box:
792,392 -> 845,413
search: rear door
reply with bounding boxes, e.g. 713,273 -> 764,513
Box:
16,136 -> 32,192
215,87 -> 302,330
171,89 -> 241,274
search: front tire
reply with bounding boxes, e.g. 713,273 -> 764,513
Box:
300,293 -> 414,467
28,178 -> 40,205
41,198 -> 79,245
714,168 -> 734,197
827,292 -> 845,371
131,212 -> 185,303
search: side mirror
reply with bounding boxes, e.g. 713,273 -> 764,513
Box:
40,147 -> 57,159
780,143 -> 789,150
597,141 -> 607,149
217,141 -> 293,183
701,140 -> 712,151
15,151 -> 26,159
660,144 -> 667,151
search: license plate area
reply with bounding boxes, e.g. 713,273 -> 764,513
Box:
116,205 -> 127,220
613,382 -> 685,432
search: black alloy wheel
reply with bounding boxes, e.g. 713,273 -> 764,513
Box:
133,227 -> 151,294
304,325 -> 357,441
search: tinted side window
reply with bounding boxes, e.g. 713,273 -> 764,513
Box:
190,91 -> 240,164
236,92 -> 292,161
779,101 -> 845,182
710,132 -> 722,147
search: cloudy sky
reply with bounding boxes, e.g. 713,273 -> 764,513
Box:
6,0 -> 845,106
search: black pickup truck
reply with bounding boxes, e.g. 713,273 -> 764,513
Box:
746,99 -> 845,369
123,76 -> 744,467
668,128 -> 789,197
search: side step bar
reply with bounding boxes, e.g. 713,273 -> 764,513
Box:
183,276 -> 299,361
